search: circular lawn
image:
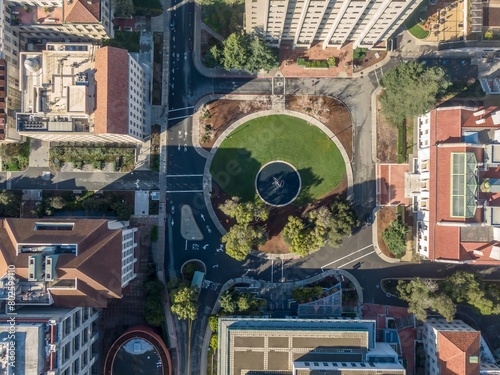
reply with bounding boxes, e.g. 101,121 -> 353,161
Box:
210,115 -> 346,203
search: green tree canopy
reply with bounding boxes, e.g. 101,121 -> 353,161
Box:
209,315 -> 219,332
222,32 -> 249,70
48,196 -> 66,210
219,290 -> 237,313
396,278 -> 456,322
222,224 -> 266,261
113,0 -> 135,17
382,220 -> 408,258
244,35 -> 279,73
219,198 -> 269,224
380,62 -> 451,125
170,285 -> 199,320
144,279 -> 165,326
0,190 -> 21,217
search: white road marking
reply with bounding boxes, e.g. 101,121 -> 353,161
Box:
169,106 -> 194,112
336,251 -> 376,269
166,190 -> 204,193
168,115 -> 191,121
166,174 -> 203,178
321,244 -> 373,270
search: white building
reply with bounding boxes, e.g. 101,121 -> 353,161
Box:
0,306 -> 100,375
17,43 -> 149,143
245,0 -> 423,49
0,0 -> 113,142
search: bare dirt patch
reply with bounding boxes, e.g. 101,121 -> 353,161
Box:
376,93 -> 398,163
377,206 -> 397,259
286,95 -> 353,159
208,96 -> 352,255
199,97 -> 272,150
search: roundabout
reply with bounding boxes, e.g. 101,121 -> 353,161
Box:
209,114 -> 348,203
255,161 -> 301,206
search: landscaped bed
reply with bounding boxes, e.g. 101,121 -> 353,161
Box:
376,206 -> 398,259
49,145 -> 136,172
376,93 -> 398,163
0,141 -> 29,171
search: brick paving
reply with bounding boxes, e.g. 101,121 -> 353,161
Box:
97,218 -> 160,370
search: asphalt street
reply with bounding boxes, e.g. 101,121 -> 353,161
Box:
160,3 -> 500,374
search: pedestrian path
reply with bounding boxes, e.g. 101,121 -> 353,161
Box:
28,139 -> 50,168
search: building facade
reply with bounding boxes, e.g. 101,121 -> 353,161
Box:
17,43 -> 148,142
409,106 -> 500,264
0,306 -> 100,375
0,0 -> 113,142
245,0 -> 423,49
422,318 -> 500,375
218,318 -> 406,375
0,218 -> 138,308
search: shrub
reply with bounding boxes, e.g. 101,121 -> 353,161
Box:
484,30 -> 494,40
297,57 -> 306,66
382,220 -> 409,258
327,57 -> 337,67
353,47 -> 367,61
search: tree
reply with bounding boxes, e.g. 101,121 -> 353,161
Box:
219,290 -> 237,313
382,220 -> 408,258
292,286 -> 323,301
219,198 -> 269,224
484,30 -> 494,40
222,32 -> 249,71
0,190 -> 21,217
170,285 -> 199,320
282,216 -> 313,256
210,334 -> 218,351
144,279 -> 165,326
397,278 -> 456,322
245,35 -> 279,73
113,0 -> 135,17
209,315 -> 219,333
48,196 -> 66,210
329,197 -> 359,236
380,62 -> 451,125
222,224 -> 265,261
111,202 -> 133,221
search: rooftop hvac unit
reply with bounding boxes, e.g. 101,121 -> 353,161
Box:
473,109 -> 486,117
476,118 -> 486,125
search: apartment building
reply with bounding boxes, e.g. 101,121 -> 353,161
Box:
0,218 -> 138,308
245,0 -> 423,49
422,318 -> 500,375
0,306 -> 100,375
0,0 -> 113,142
17,43 -> 149,142
218,318 -> 406,375
408,106 -> 500,264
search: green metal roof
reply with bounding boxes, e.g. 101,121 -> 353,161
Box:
451,152 -> 477,218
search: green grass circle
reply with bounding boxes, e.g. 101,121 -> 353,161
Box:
210,115 -> 346,203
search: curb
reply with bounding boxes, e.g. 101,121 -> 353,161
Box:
371,207 -> 400,264
199,270 -> 365,375
371,86 -> 383,164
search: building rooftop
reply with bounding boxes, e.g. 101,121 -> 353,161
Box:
218,318 -> 404,375
9,4 -> 63,26
63,0 -> 101,23
0,323 -> 46,375
438,330 -> 481,375
94,46 -> 129,135
18,43 -> 97,134
0,218 -> 127,308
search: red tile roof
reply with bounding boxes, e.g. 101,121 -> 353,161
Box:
94,47 -> 129,135
437,331 -> 480,375
0,218 -> 127,308
426,107 -> 500,264
63,0 -> 100,23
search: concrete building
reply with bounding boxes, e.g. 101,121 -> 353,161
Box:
422,318 -> 500,375
245,0 -> 423,49
17,43 -> 149,142
218,318 -> 406,375
0,218 -> 138,308
409,106 -> 500,264
0,0 -> 113,142
0,306 -> 100,375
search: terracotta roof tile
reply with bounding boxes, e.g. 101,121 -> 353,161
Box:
64,0 -> 100,23
0,218 -> 128,308
94,47 -> 129,135
437,331 -> 480,375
